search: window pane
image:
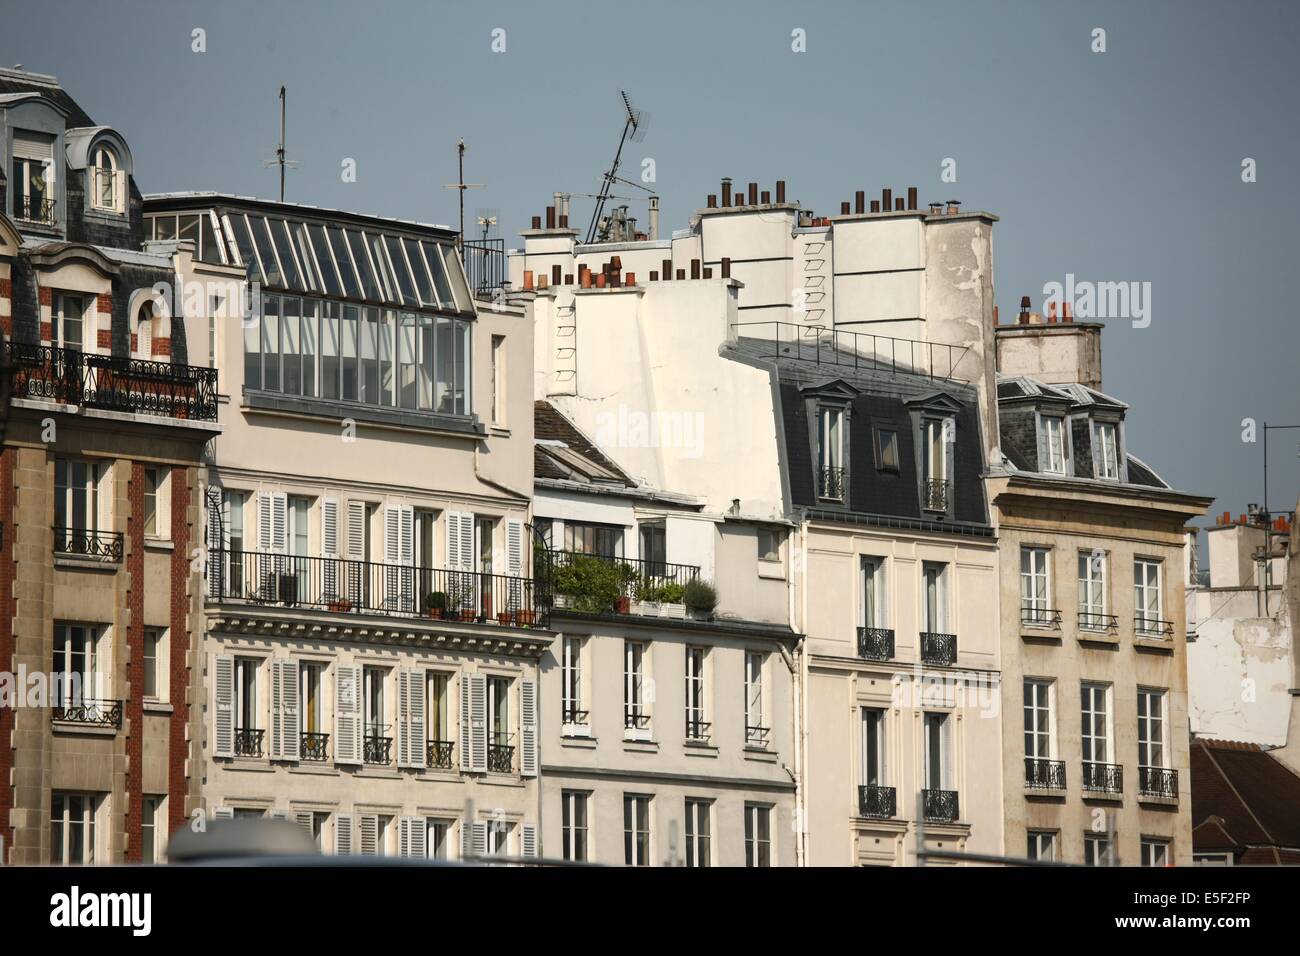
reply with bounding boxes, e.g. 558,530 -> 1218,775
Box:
225,214 -> 263,283
329,227 -> 361,298
403,238 -> 436,307
454,319 -> 470,415
423,241 -> 454,307
435,316 -> 454,413
307,224 -> 342,296
379,309 -> 395,406
360,308 -> 379,403
385,236 -> 418,304
269,219 -> 302,288
341,305 -> 360,401
301,299 -> 318,397
418,314 -> 434,410
398,311 -> 418,409
440,244 -> 474,312
320,301 -> 341,400
281,296 -> 301,395
251,216 -> 284,287
347,230 -> 383,301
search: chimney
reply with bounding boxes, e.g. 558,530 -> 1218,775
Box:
907,187 -> 918,210
545,206 -> 556,229
648,195 -> 660,240
1018,295 -> 1031,325
840,201 -> 851,215
552,264 -> 562,286
946,199 -> 961,215
721,257 -> 731,279
690,259 -> 701,279
538,275 -> 548,290
523,270 -> 534,291
626,272 -> 635,286
676,269 -> 686,280
564,273 -> 573,284
895,198 -> 904,211
881,188 -> 893,211
662,258 -> 672,280
870,200 -> 880,213
721,177 -> 732,206
748,182 -> 758,205
707,194 -> 717,208
1062,301 -> 1073,323
993,305 -> 1000,325
775,180 -> 786,203
531,215 -> 542,229
929,202 -> 943,215
702,268 -> 712,279
580,266 -> 592,289
1047,301 -> 1058,323
760,190 -> 770,204
559,214 -> 568,228
650,271 -> 659,281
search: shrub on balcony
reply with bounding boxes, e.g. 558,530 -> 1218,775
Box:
683,579 -> 718,614
637,579 -> 687,604
553,554 -> 625,613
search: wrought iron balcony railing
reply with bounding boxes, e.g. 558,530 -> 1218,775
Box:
1082,761 -> 1124,794
920,631 -> 957,666
1024,757 -> 1066,790
858,784 -> 896,819
1138,766 -> 1178,799
624,711 -> 651,731
487,734 -> 514,773
1134,616 -> 1174,639
426,739 -> 455,769
1078,611 -> 1119,631
685,718 -> 712,743
922,788 -> 960,823
16,196 -> 57,225
538,549 -> 698,608
818,466 -> 847,501
461,237 -> 507,296
53,526 -> 123,562
207,548 -> 544,628
1,342 -> 219,421
234,727 -> 264,757
745,725 -> 770,748
924,477 -> 949,511
300,731 -> 329,761
1021,606 -> 1062,628
364,726 -> 393,765
52,698 -> 122,729
562,706 -> 589,724
857,626 -> 895,661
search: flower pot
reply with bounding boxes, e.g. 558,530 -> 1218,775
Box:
662,603 -> 686,620
515,610 -> 535,626
615,595 -> 631,614
327,600 -> 353,613
497,612 -> 513,626
427,608 -> 443,620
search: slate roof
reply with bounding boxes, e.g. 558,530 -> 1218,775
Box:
0,72 -> 96,127
534,400 -> 635,487
1190,738 -> 1300,865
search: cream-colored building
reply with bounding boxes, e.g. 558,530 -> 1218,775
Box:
145,192 -> 549,859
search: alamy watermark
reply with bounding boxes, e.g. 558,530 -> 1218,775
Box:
594,404 -> 705,459
1042,273 -> 1151,328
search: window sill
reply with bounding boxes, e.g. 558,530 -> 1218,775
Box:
743,747 -> 778,763
144,536 -> 175,552
757,560 -> 786,580
481,774 -> 525,788
1080,789 -> 1124,804
683,740 -> 718,756
561,723 -> 593,739
1077,631 -> 1120,648
223,759 -> 275,772
1137,792 -> 1179,808
561,735 -> 598,750
1021,631 -> 1063,645
355,767 -> 402,780
623,738 -> 659,754
1134,636 -> 1175,653
53,554 -> 120,572
52,721 -> 118,736
143,699 -> 173,715
289,764 -> 341,777
1024,785 -> 1067,800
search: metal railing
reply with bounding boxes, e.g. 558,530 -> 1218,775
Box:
53,527 -> 123,562
745,725 -> 770,748
685,718 -> 712,743
1134,616 -> 1174,638
207,548 -> 544,627
234,727 -> 264,757
624,711 -> 651,731
16,196 -> 56,225
818,466 -> 847,501
487,734 -> 514,773
1078,611 -> 1119,631
1082,761 -> 1124,794
729,321 -> 972,382
1138,766 -> 1178,799
857,626 -> 895,661
924,478 -> 949,511
1,343 -> 219,421
561,706 -> 590,726
858,784 -> 896,819
300,731 -> 329,761
920,631 -> 957,666
1024,757 -> 1066,790
364,726 -> 393,765
427,739 -> 455,769
1021,606 -> 1063,628
52,698 -> 122,729
462,238 -> 507,296
540,549 -> 698,606
922,789 -> 960,823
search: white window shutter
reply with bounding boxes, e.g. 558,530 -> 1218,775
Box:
506,518 -> 524,612
322,498 -> 339,599
271,492 -> 288,554
397,667 -> 410,767
359,814 -> 378,856
407,667 -> 425,769
335,813 -> 354,855
334,664 -> 362,764
521,823 -> 538,860
206,497 -> 223,599
520,677 -> 538,778
212,807 -> 234,820
462,820 -> 488,858
213,654 -> 235,758
398,817 -> 411,858
400,816 -> 425,859
942,715 -> 955,791
294,811 -> 314,835
399,506 -> 414,611
383,505 -> 401,610
282,660 -> 300,761
470,674 -> 488,773
346,500 -> 366,607
460,673 -> 473,772
257,492 -> 274,553
446,511 -> 473,572
269,659 -> 284,760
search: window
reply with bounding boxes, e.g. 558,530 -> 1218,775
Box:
744,804 -> 772,867
1078,551 -> 1107,627
51,792 -> 99,865
477,513 -> 496,574
1020,547 -> 1052,624
561,791 -> 589,863
757,527 -> 783,562
486,821 -> 511,857
923,418 -> 949,485
12,132 -> 55,223
1026,830 -> 1056,862
1042,416 -> 1067,474
1084,833 -> 1113,867
1081,682 -> 1111,765
141,795 -> 163,863
300,661 -> 323,738
426,819 -> 451,860
684,646 -> 708,741
923,712 -> 952,790
623,794 -> 651,866
1094,421 -> 1120,479
561,637 -> 586,729
1138,689 -> 1168,769
143,628 -> 163,699
861,557 -> 886,628
143,468 -> 160,536
563,521 -> 622,557
53,623 -> 101,707
55,459 -> 101,537
861,708 -> 885,787
624,641 -> 648,737
426,671 -> 451,748
1134,559 -> 1163,633
53,293 -> 86,352
488,675 -> 511,766
1141,838 -> 1170,867
288,495 -> 310,592
1024,679 -> 1055,761
490,334 -> 506,424
817,405 -> 845,499
922,562 -> 947,632
875,427 -> 900,471
91,145 -> 121,212
223,490 -> 247,596
684,799 -> 711,867
235,658 -> 260,732
364,666 -> 387,740
744,652 -> 766,746
639,521 -> 666,576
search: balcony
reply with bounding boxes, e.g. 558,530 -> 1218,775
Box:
487,734 -> 514,773
818,466 -> 847,502
922,788 -> 959,823
1138,766 -> 1178,800
16,195 -> 56,225
52,698 -> 122,729
234,727 -> 264,757
53,527 -> 124,563
364,726 -> 393,765
1021,606 -> 1062,629
686,718 -> 712,743
1082,761 -> 1124,795
208,548 -> 545,628
1024,757 -> 1066,790
920,631 -> 957,666
857,626 -> 895,661
539,549 -> 698,613
1,343 -> 219,422
1078,611 -> 1119,632
745,725 -> 770,749
300,731 -> 329,762
426,739 -> 455,769
924,478 -> 949,512
858,784 -> 896,819
462,238 -> 507,296
1134,615 -> 1174,639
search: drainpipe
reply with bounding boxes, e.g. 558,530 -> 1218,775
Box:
794,518 -> 809,866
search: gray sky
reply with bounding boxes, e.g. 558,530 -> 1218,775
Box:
6,0 -> 1298,519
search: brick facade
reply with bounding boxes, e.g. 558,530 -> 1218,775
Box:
124,462 -> 145,862
168,466 -> 192,833
0,448 -> 14,862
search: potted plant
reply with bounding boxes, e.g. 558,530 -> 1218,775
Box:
683,579 -> 718,621
615,594 -> 631,614
327,597 -> 353,613
516,609 -> 535,626
497,610 -> 513,626
425,591 -> 446,619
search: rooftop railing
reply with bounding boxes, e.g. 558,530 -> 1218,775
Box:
462,238 -> 507,296
730,321 -> 972,382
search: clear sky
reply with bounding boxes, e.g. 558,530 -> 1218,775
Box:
5,0 -> 1298,519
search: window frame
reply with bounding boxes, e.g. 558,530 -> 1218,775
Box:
561,790 -> 589,863
1137,687 -> 1169,770
1041,414 -> 1068,475
1080,681 -> 1113,766
684,798 -> 712,868
623,794 -> 651,867
1020,546 -> 1052,623
1023,678 -> 1056,760
744,803 -> 772,867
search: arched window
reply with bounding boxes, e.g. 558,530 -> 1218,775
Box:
92,145 -> 120,212
136,300 -> 155,360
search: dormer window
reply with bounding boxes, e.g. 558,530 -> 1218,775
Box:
1094,421 -> 1120,480
91,145 -> 123,213
922,418 -> 950,510
1042,415 -> 1067,475
817,405 -> 846,500
875,428 -> 899,472
12,131 -> 55,225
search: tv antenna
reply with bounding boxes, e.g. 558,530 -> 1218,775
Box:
444,139 -> 484,249
263,86 -> 299,202
584,91 -> 651,245
475,208 -> 499,242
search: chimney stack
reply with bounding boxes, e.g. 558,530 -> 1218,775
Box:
895,198 -> 905,211
690,259 -> 701,279
946,199 -> 961,215
1062,301 -> 1073,323
907,187 -> 918,210
748,182 -> 758,205
1018,295 -> 1031,325
662,258 -> 672,280
721,257 -> 731,279
855,190 -> 865,214
523,270 -> 534,291
721,177 -> 732,206
552,264 -> 562,286
760,190 -> 770,204
881,188 -> 893,211
545,206 -> 556,229
531,215 -> 541,229
707,194 -> 717,208
775,180 -> 786,203
870,200 -> 880,213
648,195 -> 660,240
841,201 -> 851,215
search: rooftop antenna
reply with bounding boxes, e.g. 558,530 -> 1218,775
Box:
585,91 -> 650,245
475,208 -> 499,242
444,139 -> 484,250
262,85 -> 298,202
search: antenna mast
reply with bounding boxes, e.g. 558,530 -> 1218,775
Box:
585,91 -> 647,245
263,86 -> 298,201
444,139 -> 484,250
